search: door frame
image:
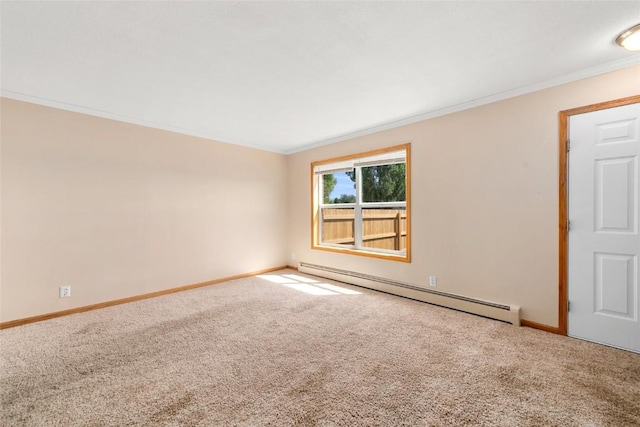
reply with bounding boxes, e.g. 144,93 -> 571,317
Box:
557,94 -> 640,336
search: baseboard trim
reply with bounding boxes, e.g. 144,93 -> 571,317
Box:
0,265 -> 288,330
1,266 -> 567,335
520,319 -> 563,335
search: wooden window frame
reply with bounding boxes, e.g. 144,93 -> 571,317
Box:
311,143 -> 411,263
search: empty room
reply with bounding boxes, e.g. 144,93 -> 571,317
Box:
1,1 -> 639,425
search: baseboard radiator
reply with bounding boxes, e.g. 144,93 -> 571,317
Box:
298,262 -> 521,326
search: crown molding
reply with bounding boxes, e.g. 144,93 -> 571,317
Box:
0,90 -> 283,154
3,55 -> 638,156
283,55 -> 640,154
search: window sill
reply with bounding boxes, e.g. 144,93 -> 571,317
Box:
311,244 -> 411,263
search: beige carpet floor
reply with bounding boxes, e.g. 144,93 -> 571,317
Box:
1,269 -> 639,426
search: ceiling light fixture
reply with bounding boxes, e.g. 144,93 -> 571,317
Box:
616,23 -> 640,51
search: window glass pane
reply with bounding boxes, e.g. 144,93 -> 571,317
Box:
313,144 -> 410,260
362,207 -> 407,251
321,207 -> 355,246
322,170 -> 356,204
360,163 -> 406,203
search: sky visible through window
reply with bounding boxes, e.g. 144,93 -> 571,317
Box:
329,172 -> 355,200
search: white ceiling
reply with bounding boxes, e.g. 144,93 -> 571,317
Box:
2,1 -> 639,153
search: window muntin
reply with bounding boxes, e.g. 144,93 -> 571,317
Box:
312,144 -> 410,262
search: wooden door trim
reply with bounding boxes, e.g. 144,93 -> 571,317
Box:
558,94 -> 640,336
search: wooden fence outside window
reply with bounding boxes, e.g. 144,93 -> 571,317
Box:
321,208 -> 407,251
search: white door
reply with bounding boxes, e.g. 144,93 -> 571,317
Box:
568,102 -> 640,353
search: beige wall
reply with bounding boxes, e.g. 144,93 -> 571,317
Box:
287,65 -> 640,327
0,98 -> 288,322
2,66 -> 639,326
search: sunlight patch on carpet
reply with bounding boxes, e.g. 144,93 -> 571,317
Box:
283,274 -> 319,283
312,282 -> 361,295
257,274 -> 361,296
282,282 -> 338,295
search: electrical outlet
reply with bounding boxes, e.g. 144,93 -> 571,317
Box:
59,286 -> 71,298
429,276 -> 437,287
291,253 -> 296,260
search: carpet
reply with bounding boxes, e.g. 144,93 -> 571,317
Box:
1,269 -> 639,426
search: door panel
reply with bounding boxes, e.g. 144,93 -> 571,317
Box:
568,102 -> 640,353
595,157 -> 636,233
594,253 -> 636,319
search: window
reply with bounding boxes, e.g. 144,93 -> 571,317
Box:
311,143 -> 411,262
